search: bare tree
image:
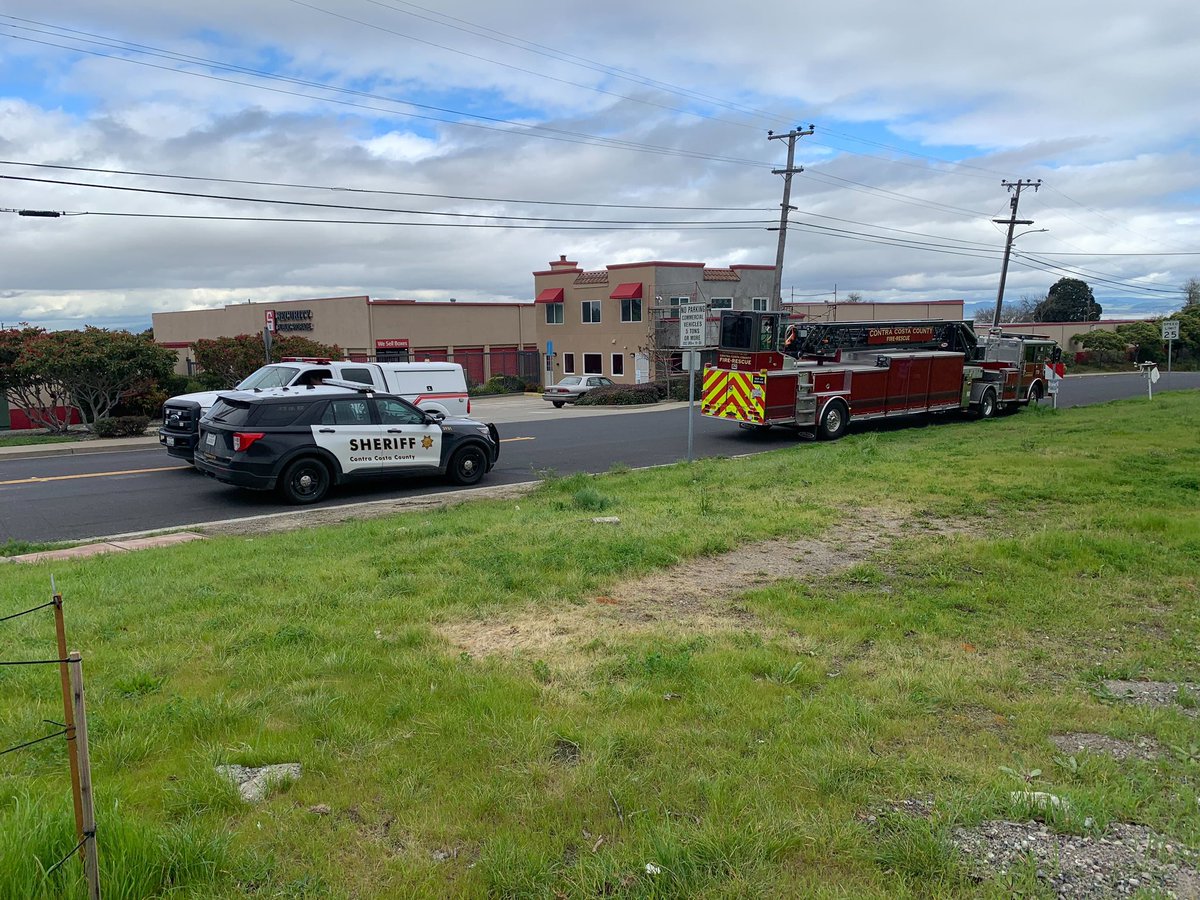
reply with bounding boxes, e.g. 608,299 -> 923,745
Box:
844,291 -> 864,303
975,293 -> 1042,324
1183,277 -> 1200,308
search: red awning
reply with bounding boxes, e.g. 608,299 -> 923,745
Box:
535,287 -> 564,304
610,282 -> 643,301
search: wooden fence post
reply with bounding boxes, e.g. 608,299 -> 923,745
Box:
53,592 -> 85,843
67,651 -> 101,900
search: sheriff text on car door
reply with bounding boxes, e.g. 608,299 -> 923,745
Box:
371,397 -> 441,470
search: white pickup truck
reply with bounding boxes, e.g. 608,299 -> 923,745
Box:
159,358 -> 470,462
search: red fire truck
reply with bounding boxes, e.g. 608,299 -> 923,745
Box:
700,311 -> 1060,440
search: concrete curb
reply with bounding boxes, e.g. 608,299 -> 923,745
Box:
0,435 -> 161,460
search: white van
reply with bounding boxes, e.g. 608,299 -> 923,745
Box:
160,359 -> 469,461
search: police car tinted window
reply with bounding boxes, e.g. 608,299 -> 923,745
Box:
320,399 -> 373,426
376,398 -> 424,425
207,399 -> 252,426
251,402 -> 311,427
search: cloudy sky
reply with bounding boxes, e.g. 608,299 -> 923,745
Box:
2,0 -> 1197,331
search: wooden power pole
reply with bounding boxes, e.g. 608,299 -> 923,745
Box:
768,125 -> 814,312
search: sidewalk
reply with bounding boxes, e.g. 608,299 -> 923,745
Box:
0,433 -> 161,460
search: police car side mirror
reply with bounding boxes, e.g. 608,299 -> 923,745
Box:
424,411 -> 445,424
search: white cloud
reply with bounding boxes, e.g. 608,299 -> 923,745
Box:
1,0 -> 1197,330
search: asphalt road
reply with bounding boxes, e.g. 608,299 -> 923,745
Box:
2,371 -> 1197,544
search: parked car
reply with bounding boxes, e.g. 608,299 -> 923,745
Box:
542,375 -> 615,407
193,384 -> 499,504
160,359 -> 469,463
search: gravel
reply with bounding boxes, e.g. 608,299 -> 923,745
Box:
951,820 -> 1200,898
1103,681 -> 1200,718
1050,732 -> 1163,761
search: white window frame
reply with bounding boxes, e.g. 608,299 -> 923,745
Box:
752,297 -> 768,311
620,298 -> 642,323
545,302 -> 563,324
711,297 -> 733,310
669,296 -> 689,308
583,353 -> 603,374
581,300 -> 601,324
562,352 -> 576,374
611,353 -> 625,376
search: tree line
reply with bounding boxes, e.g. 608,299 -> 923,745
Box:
0,328 -> 340,434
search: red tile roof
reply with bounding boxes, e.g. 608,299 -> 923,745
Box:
703,268 -> 739,281
574,270 -> 609,285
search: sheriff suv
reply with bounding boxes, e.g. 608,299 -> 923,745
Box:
193,384 -> 500,504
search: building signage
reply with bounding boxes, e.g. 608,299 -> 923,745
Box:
679,303 -> 707,348
867,326 -> 935,345
264,309 -> 276,333
272,309 -> 314,332
375,338 -> 410,350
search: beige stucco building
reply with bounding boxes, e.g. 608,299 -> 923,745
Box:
532,255 -> 777,383
153,295 -> 538,384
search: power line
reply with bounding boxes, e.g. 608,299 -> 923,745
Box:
0,159 -> 772,211
800,170 -> 992,219
349,0 -> 786,124
284,0 -> 764,133
0,173 -> 773,226
0,21 -> 774,168
2,208 -> 770,230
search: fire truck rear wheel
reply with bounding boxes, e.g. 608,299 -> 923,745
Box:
978,389 -> 997,419
1028,381 -> 1044,403
817,401 -> 848,441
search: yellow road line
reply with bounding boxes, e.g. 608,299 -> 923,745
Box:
0,465 -> 190,486
499,436 -> 534,443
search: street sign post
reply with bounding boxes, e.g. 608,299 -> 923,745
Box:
1162,320 -> 1179,374
678,304 -> 707,462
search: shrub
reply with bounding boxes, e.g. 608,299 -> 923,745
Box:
471,374 -> 529,396
657,377 -> 703,401
575,383 -> 664,405
93,416 -> 151,438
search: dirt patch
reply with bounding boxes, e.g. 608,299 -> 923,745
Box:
441,508 -> 967,658
952,820 -> 1200,898
1049,732 -> 1162,762
1103,680 -> 1200,718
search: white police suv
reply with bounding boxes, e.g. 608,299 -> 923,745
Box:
193,382 -> 499,504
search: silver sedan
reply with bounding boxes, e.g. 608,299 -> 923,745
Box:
542,375 -> 615,407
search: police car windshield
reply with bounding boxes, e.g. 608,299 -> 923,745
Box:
237,365 -> 300,390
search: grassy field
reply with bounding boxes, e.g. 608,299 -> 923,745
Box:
2,393 -> 1198,898
0,431 -> 82,448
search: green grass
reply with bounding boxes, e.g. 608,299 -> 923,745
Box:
0,431 -> 82,447
2,392 -> 1199,897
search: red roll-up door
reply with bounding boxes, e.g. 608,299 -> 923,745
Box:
454,347 -> 486,386
413,347 -> 448,362
490,345 -> 518,377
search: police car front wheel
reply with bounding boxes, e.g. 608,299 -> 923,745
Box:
278,457 -> 331,504
449,445 -> 487,486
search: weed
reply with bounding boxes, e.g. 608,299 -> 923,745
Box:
572,487 -> 612,511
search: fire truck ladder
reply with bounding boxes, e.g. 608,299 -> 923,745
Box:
795,320 -> 979,358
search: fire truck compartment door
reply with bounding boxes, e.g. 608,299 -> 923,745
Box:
886,357 -> 913,411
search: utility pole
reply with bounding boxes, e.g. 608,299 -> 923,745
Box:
991,179 -> 1041,330
768,125 -> 814,312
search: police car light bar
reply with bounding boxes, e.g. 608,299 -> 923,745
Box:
318,378 -> 375,393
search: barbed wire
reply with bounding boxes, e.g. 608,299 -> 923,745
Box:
1,726 -> 69,756
43,832 -> 91,877
0,600 -> 56,623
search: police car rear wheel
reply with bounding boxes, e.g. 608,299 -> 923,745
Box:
279,457 -> 330,504
449,445 -> 487,486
